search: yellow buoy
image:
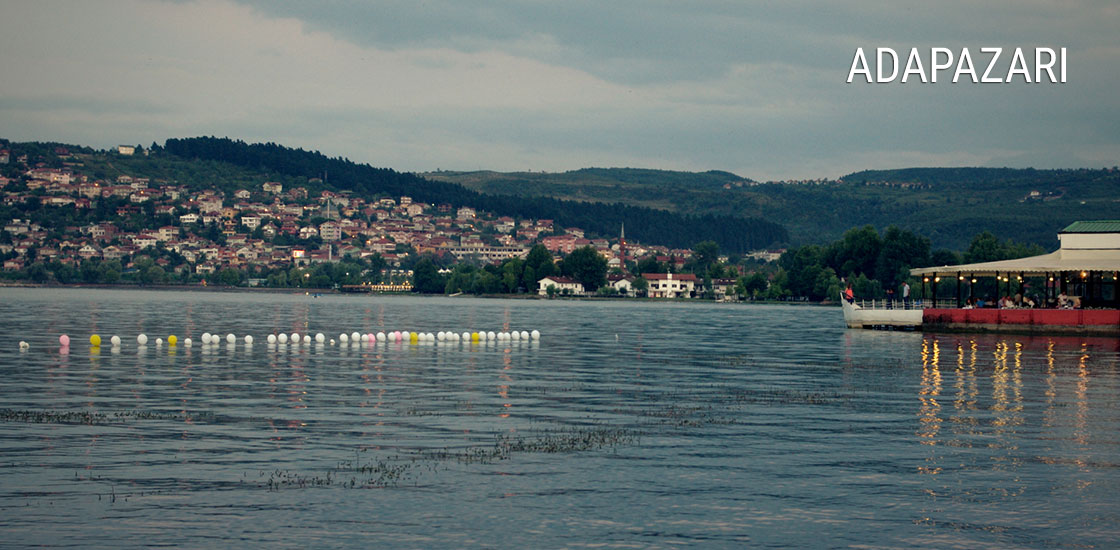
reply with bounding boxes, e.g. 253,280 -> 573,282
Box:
409,332 -> 419,344
471,332 -> 480,342
168,335 -> 178,346
90,334 -> 101,346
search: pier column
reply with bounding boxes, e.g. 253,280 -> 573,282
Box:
956,273 -> 962,308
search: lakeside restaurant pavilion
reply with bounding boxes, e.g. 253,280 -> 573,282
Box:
909,221 -> 1120,310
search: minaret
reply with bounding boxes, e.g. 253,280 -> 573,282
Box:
619,223 -> 628,269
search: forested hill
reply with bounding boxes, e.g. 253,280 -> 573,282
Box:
428,166 -> 1120,249
162,137 -> 787,252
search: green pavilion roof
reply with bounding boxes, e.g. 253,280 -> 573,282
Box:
1061,220 -> 1120,233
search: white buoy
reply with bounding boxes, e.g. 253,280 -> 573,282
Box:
339,333 -> 348,343
376,332 -> 386,342
316,333 -> 326,343
520,331 -> 529,340
137,334 -> 148,345
361,333 -> 370,343
225,333 -> 234,344
155,338 -> 164,346
437,332 -> 445,341
278,333 -> 288,344
184,338 -> 192,347
245,335 -> 254,344
19,341 -> 29,350
350,331 -> 360,342
461,332 -> 470,342
267,334 -> 277,344
302,334 -> 311,344
110,335 -> 121,346
201,332 -> 210,344
329,339 -> 336,346
531,330 -> 540,340
291,333 -> 300,344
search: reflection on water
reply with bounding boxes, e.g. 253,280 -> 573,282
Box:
1,288 -> 1120,548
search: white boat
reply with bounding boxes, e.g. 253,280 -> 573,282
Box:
840,293 -> 923,329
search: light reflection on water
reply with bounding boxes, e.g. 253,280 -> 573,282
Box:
1,288 -> 1119,548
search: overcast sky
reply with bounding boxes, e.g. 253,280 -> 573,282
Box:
1,0 -> 1117,180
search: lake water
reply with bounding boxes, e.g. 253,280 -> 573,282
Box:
1,288 -> 1119,549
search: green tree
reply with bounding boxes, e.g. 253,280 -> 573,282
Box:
143,265 -> 167,285
739,272 -> 769,299
51,262 -> 78,284
267,270 -> 289,287
501,258 -> 524,293
766,268 -> 791,300
561,246 -> 608,291
475,270 -> 501,294
692,240 -> 720,275
850,273 -> 882,300
963,231 -> 1004,263
779,244 -> 827,298
930,248 -> 961,267
635,256 -> 666,275
99,260 -> 121,283
631,276 -> 649,297
79,259 -> 101,283
412,258 -> 445,294
813,266 -> 841,301
218,268 -> 241,286
523,244 -> 555,284
874,225 -> 930,288
27,262 -> 49,283
365,253 -> 387,283
828,225 -> 881,278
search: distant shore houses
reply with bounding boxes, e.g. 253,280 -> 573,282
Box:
537,276 -> 584,296
538,273 -> 742,300
0,148 -> 786,287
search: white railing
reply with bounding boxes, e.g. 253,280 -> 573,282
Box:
856,298 -> 958,310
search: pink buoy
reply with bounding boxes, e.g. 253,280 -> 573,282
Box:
59,334 -> 70,347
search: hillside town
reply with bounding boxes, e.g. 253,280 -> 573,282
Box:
0,145 -> 784,297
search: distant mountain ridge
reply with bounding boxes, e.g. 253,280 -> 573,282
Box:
430,165 -> 1120,249
6,136 -> 1114,251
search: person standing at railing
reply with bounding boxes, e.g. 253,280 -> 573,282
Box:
901,281 -> 910,309
844,284 -> 854,304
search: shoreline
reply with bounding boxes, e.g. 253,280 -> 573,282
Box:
0,282 -> 331,294
0,282 -> 839,306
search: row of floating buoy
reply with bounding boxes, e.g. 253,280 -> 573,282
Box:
21,329 -> 541,351
265,330 -> 541,345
